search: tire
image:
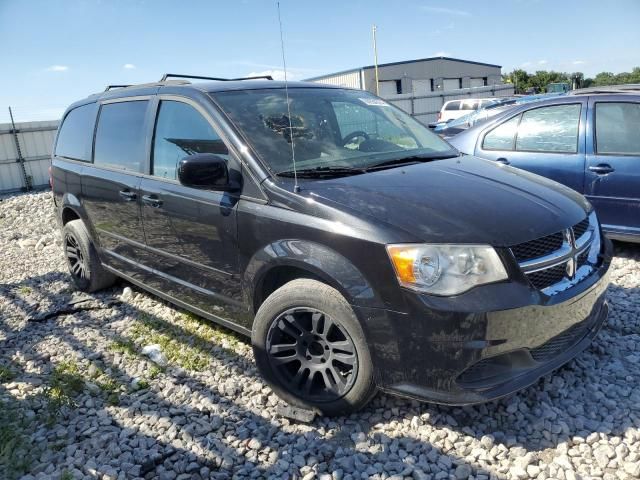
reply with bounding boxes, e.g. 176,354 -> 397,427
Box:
252,278 -> 377,416
62,219 -> 116,293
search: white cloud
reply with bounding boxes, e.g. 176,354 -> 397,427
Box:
46,65 -> 68,72
421,6 -> 470,16
123,63 -> 136,69
538,60 -> 548,65
432,51 -> 452,57
521,61 -> 532,68
572,60 -> 586,65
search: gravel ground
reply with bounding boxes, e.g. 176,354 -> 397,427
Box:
1,190 -> 639,480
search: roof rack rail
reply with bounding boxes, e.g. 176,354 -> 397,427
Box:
104,84 -> 132,91
160,73 -> 274,82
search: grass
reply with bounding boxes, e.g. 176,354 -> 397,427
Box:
0,364 -> 16,383
0,408 -> 35,479
107,338 -> 137,357
60,471 -> 74,480
128,313 -> 212,371
148,365 -> 164,379
17,285 -> 32,295
42,360 -> 85,423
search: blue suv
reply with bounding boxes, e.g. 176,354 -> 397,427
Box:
450,91 -> 640,242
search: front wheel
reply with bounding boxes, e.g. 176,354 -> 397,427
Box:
252,278 -> 376,416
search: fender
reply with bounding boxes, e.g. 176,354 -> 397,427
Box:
58,192 -> 101,248
243,239 -> 386,311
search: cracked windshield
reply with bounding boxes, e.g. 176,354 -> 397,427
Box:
213,88 -> 454,175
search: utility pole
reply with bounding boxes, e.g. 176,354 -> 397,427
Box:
372,24 -> 380,96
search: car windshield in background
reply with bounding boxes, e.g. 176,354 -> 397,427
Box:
212,88 -> 455,175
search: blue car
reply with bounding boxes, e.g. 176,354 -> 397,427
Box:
449,92 -> 640,242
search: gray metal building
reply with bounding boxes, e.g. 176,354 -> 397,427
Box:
0,120 -> 58,193
306,56 -> 503,96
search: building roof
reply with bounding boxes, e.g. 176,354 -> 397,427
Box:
305,56 -> 502,81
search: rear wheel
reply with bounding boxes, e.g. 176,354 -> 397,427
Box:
252,279 -> 376,416
62,220 -> 116,292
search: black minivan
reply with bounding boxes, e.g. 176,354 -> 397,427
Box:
51,75 -> 611,415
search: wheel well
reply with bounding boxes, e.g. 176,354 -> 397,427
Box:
61,208 -> 80,225
254,266 -> 322,313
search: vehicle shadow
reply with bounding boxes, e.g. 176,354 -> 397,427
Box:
1,240 -> 638,477
0,272 -> 491,479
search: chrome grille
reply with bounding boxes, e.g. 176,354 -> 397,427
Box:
527,264 -> 566,290
572,218 -> 590,239
510,213 -> 599,294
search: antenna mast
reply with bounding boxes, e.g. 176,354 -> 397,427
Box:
277,2 -> 299,193
372,25 -> 380,96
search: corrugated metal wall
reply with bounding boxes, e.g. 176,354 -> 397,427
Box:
0,120 -> 58,193
383,84 -> 515,125
309,70 -> 363,89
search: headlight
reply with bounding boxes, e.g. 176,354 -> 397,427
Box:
386,244 -> 508,296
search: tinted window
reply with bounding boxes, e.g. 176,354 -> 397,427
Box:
515,104 -> 581,153
483,114 -> 520,151
94,101 -> 148,172
444,101 -> 460,111
152,101 -> 228,180
55,103 -> 97,161
596,102 -> 640,155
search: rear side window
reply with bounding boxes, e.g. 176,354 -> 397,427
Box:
152,101 -> 228,180
460,100 -> 479,111
515,104 -> 581,153
483,115 -> 520,150
595,102 -> 640,155
55,103 -> 97,161
444,101 -> 460,111
94,101 -> 148,172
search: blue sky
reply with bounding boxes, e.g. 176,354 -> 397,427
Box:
1,0 -> 639,123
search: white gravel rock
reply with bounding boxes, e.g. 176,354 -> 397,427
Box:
1,190 -> 640,480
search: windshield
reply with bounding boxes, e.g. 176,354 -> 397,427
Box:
212,88 -> 454,174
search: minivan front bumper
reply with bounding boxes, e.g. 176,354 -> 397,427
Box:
354,238 -> 612,405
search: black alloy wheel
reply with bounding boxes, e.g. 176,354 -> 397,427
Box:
65,233 -> 87,281
266,307 -> 358,403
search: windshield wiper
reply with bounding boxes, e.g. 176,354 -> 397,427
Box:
365,152 -> 459,171
276,166 -> 366,178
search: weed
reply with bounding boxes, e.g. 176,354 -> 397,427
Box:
129,316 -> 210,371
0,364 -> 16,383
106,392 -> 120,406
60,471 -> 74,480
43,360 -> 85,422
108,339 -> 137,357
137,379 -> 150,390
0,408 -> 35,479
148,365 -> 164,379
17,285 -> 32,295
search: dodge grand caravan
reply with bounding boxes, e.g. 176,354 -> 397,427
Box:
51,74 -> 611,415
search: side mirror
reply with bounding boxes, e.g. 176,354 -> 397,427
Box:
177,153 -> 236,191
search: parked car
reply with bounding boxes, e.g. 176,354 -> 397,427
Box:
449,93 -> 640,243
437,98 -> 496,122
52,75 -> 611,415
547,82 -> 570,94
435,93 -> 566,138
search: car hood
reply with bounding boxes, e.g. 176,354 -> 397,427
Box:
301,156 -> 591,246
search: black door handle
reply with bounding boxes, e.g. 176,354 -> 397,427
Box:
118,189 -> 137,201
495,157 -> 510,165
142,194 -> 163,208
589,164 -> 615,175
